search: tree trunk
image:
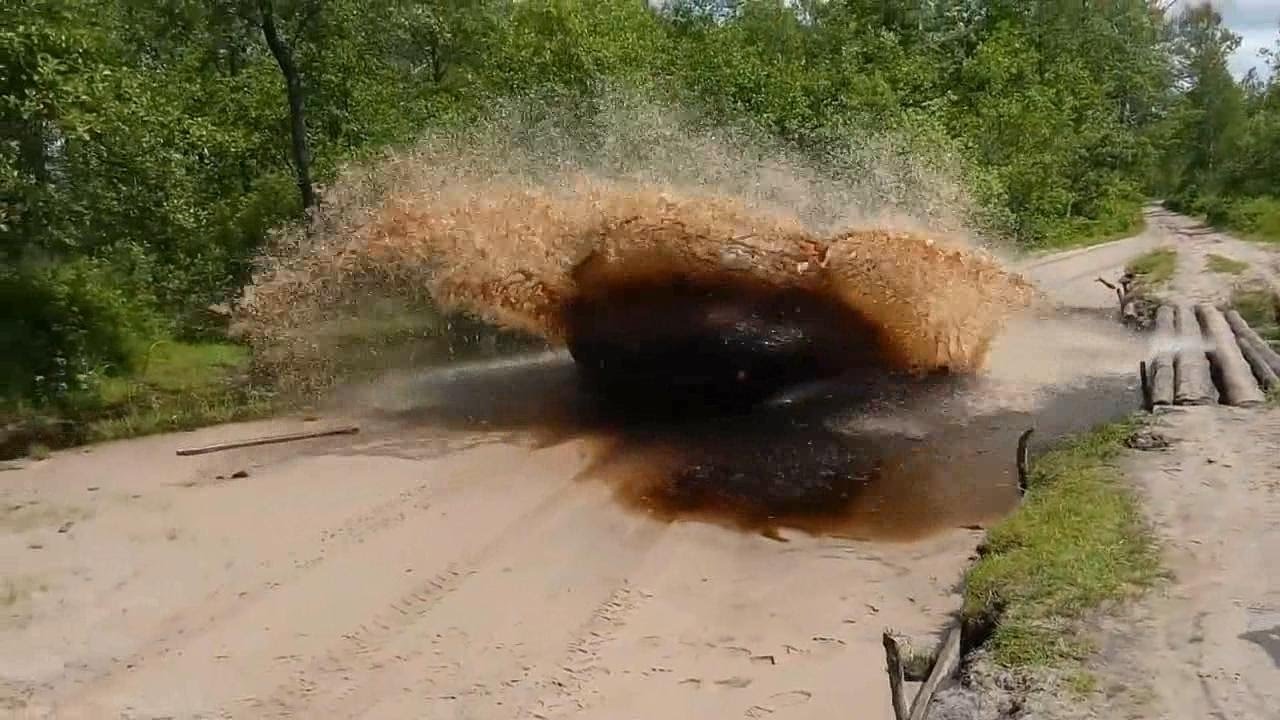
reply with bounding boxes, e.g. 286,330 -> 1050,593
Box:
258,0 -> 317,209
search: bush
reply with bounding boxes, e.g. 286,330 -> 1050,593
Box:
1222,196 -> 1280,242
0,260 -> 155,407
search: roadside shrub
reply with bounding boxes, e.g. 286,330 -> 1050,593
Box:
0,260 -> 152,406
1223,196 -> 1280,241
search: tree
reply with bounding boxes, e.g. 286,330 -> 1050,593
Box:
247,0 -> 317,209
1166,2 -> 1244,201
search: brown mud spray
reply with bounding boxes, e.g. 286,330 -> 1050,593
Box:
234,91 -> 1121,539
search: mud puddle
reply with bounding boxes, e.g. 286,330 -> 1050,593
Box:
351,351 -> 1139,541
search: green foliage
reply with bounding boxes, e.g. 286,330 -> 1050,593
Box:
0,260 -> 152,405
963,421 -> 1160,668
0,341 -> 270,459
1161,6 -> 1280,240
7,0 -> 1265,420
1217,197 -> 1280,242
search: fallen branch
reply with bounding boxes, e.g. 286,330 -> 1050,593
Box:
1100,275 -> 1143,324
908,624 -> 962,720
175,425 -> 360,456
883,632 -> 911,720
884,624 -> 964,720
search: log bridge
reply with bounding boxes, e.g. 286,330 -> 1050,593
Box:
1145,302 -> 1278,408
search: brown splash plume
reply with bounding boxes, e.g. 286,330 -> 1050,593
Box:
238,176 -> 1034,391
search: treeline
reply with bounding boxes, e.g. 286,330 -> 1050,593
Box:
1,0 -> 1274,409
1157,4 -> 1280,240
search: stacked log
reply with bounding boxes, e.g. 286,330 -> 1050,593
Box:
1150,305 -> 1176,406
1196,304 -> 1266,406
1224,310 -> 1280,390
1173,303 -> 1216,405
1148,302 -> 1276,408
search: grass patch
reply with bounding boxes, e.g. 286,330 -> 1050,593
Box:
1,341 -> 275,459
1205,254 -> 1249,275
962,420 -> 1160,669
1125,248 -> 1176,286
86,341 -> 272,442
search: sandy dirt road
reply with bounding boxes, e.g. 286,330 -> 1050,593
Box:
0,417 -> 989,720
1,225 -> 1158,720
1091,209 -> 1280,720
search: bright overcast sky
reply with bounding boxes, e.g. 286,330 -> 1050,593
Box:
1185,0 -> 1279,78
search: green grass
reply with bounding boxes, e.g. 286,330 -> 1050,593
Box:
1125,248 -> 1177,286
1205,254 -> 1249,275
98,342 -> 250,401
1,341 -> 274,458
963,420 -> 1160,669
86,341 -> 272,442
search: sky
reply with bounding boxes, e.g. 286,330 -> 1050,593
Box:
1184,0 -> 1279,79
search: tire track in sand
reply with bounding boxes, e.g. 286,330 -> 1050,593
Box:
242,466 -> 603,718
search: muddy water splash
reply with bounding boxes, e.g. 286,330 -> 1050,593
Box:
348,349 -> 1140,540
237,95 -> 1133,539
241,178 -> 1034,396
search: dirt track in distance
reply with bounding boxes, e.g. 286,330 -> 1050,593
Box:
1080,208 -> 1280,720
2,226 -> 1160,719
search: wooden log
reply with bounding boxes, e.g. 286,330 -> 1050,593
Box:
1139,361 -> 1153,412
1016,429 -> 1034,496
1151,305 -> 1176,406
1173,304 -> 1216,405
908,624 -> 963,720
1196,304 -> 1265,407
1224,311 -> 1280,390
1224,309 -> 1280,378
883,631 -> 910,720
175,425 -> 360,456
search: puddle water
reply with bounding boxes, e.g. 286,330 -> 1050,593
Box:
358,348 -> 1140,541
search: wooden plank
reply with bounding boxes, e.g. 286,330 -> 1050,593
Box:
883,631 -> 910,720
908,624 -> 962,720
1173,303 -> 1216,405
175,425 -> 360,456
1196,304 -> 1265,407
1016,429 -> 1034,496
1150,305 -> 1175,405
